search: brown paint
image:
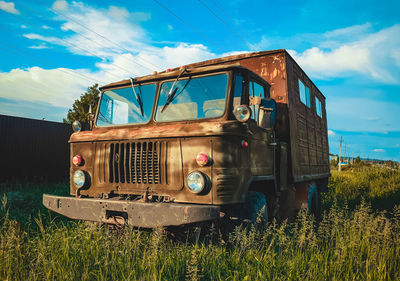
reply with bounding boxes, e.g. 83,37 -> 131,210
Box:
44,50 -> 330,227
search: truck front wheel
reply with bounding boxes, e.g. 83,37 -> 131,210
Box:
226,191 -> 269,226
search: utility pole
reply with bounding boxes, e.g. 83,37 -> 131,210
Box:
344,144 -> 347,164
338,136 -> 343,171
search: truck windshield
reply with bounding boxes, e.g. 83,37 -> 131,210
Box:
96,83 -> 157,126
155,73 -> 229,122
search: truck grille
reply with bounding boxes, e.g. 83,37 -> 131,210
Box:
108,141 -> 161,184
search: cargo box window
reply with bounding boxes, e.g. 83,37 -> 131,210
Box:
298,79 -> 311,107
315,96 -> 322,117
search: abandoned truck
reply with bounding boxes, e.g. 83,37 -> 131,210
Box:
43,49 -> 330,228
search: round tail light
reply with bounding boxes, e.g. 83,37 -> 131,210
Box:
196,152 -> 210,166
72,155 -> 83,166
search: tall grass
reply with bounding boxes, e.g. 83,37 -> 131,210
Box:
326,166 -> 400,210
0,166 -> 399,280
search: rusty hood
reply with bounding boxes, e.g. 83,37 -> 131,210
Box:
70,120 -> 247,143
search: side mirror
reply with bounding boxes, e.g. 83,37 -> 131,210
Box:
258,99 -> 276,129
87,104 -> 95,130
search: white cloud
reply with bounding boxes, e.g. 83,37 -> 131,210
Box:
252,36 -> 270,51
396,144 -> 400,148
28,44 -> 50,49
24,2 -> 219,75
1,1 -> 240,121
0,0 -> 19,14
373,149 -> 385,152
52,2 -> 150,58
288,24 -> 400,83
328,130 -> 335,136
52,0 -> 68,11
392,49 -> 400,67
0,67 -> 93,107
323,23 -> 372,39
167,25 -> 173,30
23,33 -> 61,44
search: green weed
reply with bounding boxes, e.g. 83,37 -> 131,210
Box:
0,166 -> 399,280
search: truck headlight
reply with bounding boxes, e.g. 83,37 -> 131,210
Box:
186,171 -> 206,194
233,105 -> 251,122
73,170 -> 86,188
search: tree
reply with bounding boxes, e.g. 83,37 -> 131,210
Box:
63,84 -> 100,129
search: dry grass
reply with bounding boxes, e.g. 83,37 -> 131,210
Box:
0,166 -> 399,281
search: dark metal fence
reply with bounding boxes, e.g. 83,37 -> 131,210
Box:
0,114 -> 72,182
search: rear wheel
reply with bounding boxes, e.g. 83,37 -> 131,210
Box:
295,181 -> 322,219
308,183 -> 321,218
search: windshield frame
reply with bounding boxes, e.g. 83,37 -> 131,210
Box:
94,81 -> 159,128
153,70 -> 232,124
94,70 -> 233,128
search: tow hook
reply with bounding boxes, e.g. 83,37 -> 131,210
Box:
103,215 -> 126,227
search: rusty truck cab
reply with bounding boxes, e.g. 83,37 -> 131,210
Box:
43,64 -> 278,227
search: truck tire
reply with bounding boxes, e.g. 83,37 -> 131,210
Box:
308,184 -> 321,218
232,191 -> 268,224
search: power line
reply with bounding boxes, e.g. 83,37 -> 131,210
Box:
8,2 -> 141,78
152,0 -> 223,52
208,0 -> 254,46
0,40 -> 105,85
197,0 -> 252,49
1,77 -> 62,101
1,23 -> 136,82
33,0 -> 160,71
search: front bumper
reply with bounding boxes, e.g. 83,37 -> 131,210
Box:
43,194 -> 220,228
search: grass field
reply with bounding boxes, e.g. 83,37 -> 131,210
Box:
1,165 -> 400,280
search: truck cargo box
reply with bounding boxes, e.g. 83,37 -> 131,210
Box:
172,49 -> 330,183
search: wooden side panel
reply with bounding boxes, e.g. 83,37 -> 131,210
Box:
285,54 -> 330,180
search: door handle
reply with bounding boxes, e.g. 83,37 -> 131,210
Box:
268,142 -> 278,147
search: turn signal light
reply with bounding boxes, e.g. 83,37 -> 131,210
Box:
72,155 -> 83,166
196,152 -> 210,166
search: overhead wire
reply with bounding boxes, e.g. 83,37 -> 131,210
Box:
1,77 -> 63,101
1,24 -> 136,83
208,0 -> 254,47
152,0 -> 223,52
0,40 -> 105,85
197,0 -> 253,50
33,0 -> 160,71
7,2 -> 141,78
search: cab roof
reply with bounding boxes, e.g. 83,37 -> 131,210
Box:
99,63 -> 261,91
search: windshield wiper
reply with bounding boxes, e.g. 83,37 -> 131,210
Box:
161,68 -> 190,113
161,87 -> 178,113
130,77 -> 144,117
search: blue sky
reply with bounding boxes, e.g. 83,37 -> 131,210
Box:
0,0 -> 399,161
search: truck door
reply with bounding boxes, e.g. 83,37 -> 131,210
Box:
247,79 -> 275,177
